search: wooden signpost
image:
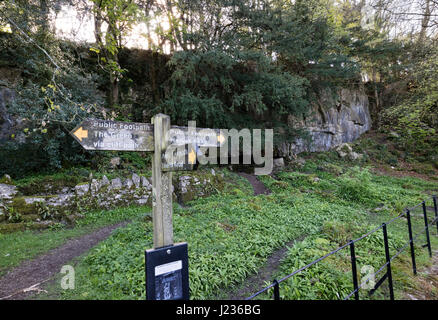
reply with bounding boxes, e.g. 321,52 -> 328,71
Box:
70,114 -> 226,300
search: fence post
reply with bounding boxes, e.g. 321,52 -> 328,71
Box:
433,195 -> 438,235
349,240 -> 360,300
273,279 -> 280,300
422,201 -> 432,258
382,224 -> 394,300
406,210 -> 417,275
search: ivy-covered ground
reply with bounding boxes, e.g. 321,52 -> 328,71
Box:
41,157 -> 437,300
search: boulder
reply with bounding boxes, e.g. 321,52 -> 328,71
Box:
0,183 -> 18,200
101,175 -> 110,187
136,196 -> 150,205
23,197 -> 46,205
132,173 -> 141,188
90,179 -> 100,193
124,178 -> 134,189
273,158 -> 285,169
141,176 -> 152,190
349,152 -> 363,161
0,202 -> 6,222
336,143 -> 353,158
111,178 -> 123,189
75,183 -> 89,195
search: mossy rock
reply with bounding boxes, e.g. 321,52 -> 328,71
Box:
21,214 -> 40,222
0,221 -> 55,234
11,197 -> 42,215
0,174 -> 14,185
0,222 -> 26,233
16,175 -> 85,196
173,169 -> 226,203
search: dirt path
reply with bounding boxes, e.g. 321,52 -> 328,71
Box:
0,221 -> 128,300
222,172 -> 291,299
237,172 -> 271,196
225,237 -> 304,300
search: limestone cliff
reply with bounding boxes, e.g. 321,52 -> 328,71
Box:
279,88 -> 371,159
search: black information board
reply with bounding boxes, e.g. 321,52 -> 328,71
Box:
145,242 -> 189,300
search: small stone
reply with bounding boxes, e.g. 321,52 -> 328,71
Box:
348,152 -> 363,161
211,168 -> 216,176
111,178 -> 122,189
273,158 -> 285,168
132,173 -> 140,188
294,158 -> 306,167
90,179 -> 100,193
60,187 -> 70,193
336,143 -> 353,158
389,131 -> 400,139
75,183 -> 89,195
24,197 -> 46,205
136,197 -> 149,205
141,176 -> 152,190
124,178 -> 134,189
101,175 -> 110,187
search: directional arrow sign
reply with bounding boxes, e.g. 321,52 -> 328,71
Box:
168,127 -> 227,148
161,144 -> 205,172
70,119 -> 154,151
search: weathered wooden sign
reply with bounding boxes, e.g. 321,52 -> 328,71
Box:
161,144 -> 197,172
70,119 -> 226,166
168,126 -> 226,148
69,114 -> 226,301
70,119 -> 154,152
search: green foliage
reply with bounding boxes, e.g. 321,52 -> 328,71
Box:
155,49 -> 309,130
0,32 -> 104,178
380,51 -> 438,156
57,166 -> 437,300
0,205 -> 148,276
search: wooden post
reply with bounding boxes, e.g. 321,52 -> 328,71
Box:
151,114 -> 173,249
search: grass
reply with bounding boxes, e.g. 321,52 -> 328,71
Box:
53,162 -> 438,300
2,153 -> 437,300
0,205 -> 150,277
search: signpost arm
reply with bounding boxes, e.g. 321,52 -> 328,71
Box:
151,114 -> 173,249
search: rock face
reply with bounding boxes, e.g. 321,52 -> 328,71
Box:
279,88 -> 371,159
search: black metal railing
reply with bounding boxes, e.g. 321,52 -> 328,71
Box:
246,195 -> 438,301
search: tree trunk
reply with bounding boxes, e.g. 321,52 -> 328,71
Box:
419,0 -> 431,42
39,0 -> 49,33
93,4 -> 104,46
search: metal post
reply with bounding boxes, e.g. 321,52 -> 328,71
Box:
349,240 -> 360,300
433,195 -> 438,235
273,279 -> 280,300
406,210 -> 417,275
422,201 -> 432,258
382,224 -> 394,300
